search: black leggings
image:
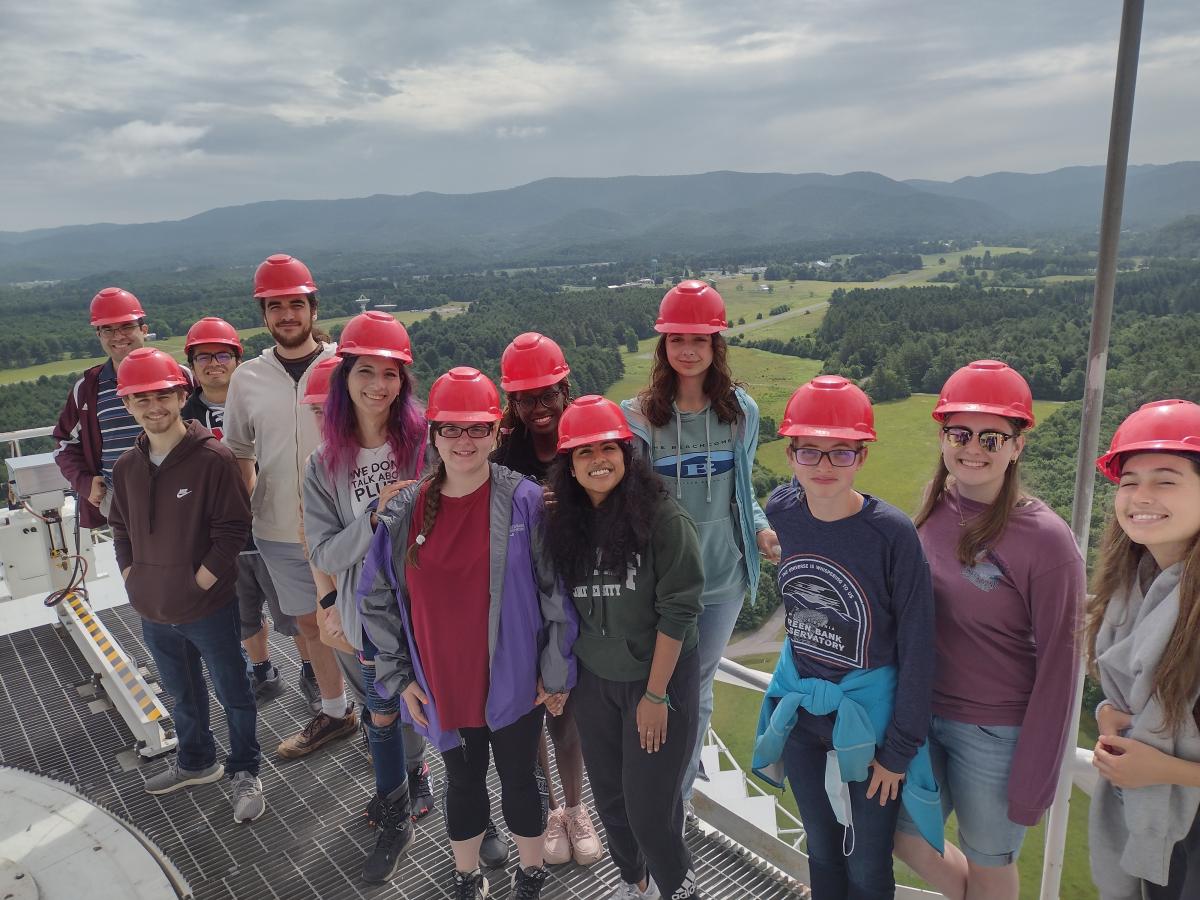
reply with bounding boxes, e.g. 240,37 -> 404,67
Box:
573,650 -> 700,898
440,706 -> 546,841
1145,808 -> 1200,900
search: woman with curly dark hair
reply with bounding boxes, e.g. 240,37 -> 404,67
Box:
621,280 -> 779,822
547,395 -> 704,900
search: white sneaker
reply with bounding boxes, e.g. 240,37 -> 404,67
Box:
609,875 -> 660,899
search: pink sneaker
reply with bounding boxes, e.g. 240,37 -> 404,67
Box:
543,808 -> 572,865
565,804 -> 604,866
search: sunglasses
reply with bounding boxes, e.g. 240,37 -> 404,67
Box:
435,423 -> 495,439
192,351 -> 236,366
513,388 -> 564,412
789,447 -> 860,467
941,426 -> 1017,453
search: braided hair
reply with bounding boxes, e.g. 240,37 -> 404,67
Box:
405,458 -> 447,568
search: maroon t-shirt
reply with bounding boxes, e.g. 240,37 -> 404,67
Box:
405,479 -> 491,731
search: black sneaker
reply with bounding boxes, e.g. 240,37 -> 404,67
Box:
364,793 -> 387,828
453,868 -> 489,899
252,666 -> 285,705
360,784 -> 415,884
479,819 -> 509,868
409,761 -> 435,821
510,865 -> 549,899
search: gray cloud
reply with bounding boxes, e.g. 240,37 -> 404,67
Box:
1,0 -> 1196,230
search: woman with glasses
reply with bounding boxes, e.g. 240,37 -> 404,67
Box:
894,360 -> 1084,900
492,333 -> 604,869
751,375 -> 940,900
358,367 -> 576,900
301,312 -> 429,884
621,281 -> 779,822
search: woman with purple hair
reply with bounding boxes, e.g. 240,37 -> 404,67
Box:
302,311 -> 429,885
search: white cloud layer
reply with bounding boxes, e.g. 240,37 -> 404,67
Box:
0,0 -> 1196,229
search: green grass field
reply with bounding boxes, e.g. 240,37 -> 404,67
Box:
0,305 -> 463,386
712,657 -> 1099,899
741,305 -> 828,342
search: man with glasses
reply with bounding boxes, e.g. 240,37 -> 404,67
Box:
53,287 -> 193,528
182,317 -> 303,707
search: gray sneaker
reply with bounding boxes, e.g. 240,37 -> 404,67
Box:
231,771 -> 266,823
252,666 -> 286,705
609,876 -> 660,900
299,670 -> 321,714
144,758 -> 224,795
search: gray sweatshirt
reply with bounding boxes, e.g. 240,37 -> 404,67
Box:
1090,556 -> 1200,895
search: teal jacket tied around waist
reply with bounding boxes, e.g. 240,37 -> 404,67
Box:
752,646 -> 945,853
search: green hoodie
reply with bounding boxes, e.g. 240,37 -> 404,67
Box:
569,497 -> 704,682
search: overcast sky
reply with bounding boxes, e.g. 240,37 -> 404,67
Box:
2,0 -> 1196,231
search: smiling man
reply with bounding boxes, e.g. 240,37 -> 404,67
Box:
52,287 -> 192,528
107,347 -> 263,822
223,254 -> 358,759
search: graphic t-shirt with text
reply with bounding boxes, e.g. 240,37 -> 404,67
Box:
349,444 -> 399,518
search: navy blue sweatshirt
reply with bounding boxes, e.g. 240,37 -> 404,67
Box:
766,482 -> 934,773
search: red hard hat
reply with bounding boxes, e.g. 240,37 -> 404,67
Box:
90,287 -> 146,326
557,395 -> 633,452
500,332 -> 570,392
654,280 -> 728,334
779,376 -> 877,442
1095,399 -> 1200,482
426,367 -> 502,423
116,348 -> 189,397
932,360 -> 1035,428
301,356 -> 340,406
184,317 -> 243,354
253,253 -> 317,299
336,311 -> 413,364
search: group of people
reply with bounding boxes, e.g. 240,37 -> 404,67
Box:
50,257 -> 1199,900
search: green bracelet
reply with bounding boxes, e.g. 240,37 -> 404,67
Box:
644,689 -> 669,705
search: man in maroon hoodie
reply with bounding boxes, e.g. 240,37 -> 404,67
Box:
108,348 -> 265,823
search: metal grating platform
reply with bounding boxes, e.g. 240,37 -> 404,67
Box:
0,604 -> 805,899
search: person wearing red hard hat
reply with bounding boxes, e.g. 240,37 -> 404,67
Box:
302,311 -> 433,883
1086,399 -> 1200,898
544,395 -> 704,900
106,349 -> 263,822
490,332 -> 602,869
359,367 -> 574,900
753,375 -> 942,900
52,286 -> 190,528
621,279 -> 779,824
179,317 -> 301,710
223,254 -> 356,761
895,361 -> 1083,900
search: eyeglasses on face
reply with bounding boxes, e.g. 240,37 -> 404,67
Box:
192,351 -> 236,366
513,388 -> 564,412
789,446 -> 860,467
97,322 -> 140,337
435,423 -> 495,439
941,426 -> 1016,453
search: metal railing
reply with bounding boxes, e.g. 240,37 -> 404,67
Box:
2,425 -> 55,459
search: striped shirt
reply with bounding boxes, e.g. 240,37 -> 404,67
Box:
96,360 -> 142,486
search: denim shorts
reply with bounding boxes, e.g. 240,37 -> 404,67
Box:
897,715 -> 1026,866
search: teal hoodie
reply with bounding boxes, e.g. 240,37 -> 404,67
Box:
622,386 -> 769,604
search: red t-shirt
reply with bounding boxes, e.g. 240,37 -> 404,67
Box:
405,479 -> 491,731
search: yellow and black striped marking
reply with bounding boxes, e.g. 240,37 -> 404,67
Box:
65,592 -> 167,722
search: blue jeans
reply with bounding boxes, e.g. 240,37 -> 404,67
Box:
682,596 -> 744,802
783,722 -> 899,900
141,601 -> 260,776
359,631 -> 409,798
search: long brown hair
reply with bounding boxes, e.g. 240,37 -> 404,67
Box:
1085,458 -> 1200,734
637,333 -> 743,427
913,417 -> 1030,565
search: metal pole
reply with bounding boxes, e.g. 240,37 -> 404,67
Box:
1039,2 -> 1144,897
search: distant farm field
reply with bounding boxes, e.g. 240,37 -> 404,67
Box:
0,305 -> 462,386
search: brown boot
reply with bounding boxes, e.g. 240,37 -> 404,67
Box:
277,702 -> 358,759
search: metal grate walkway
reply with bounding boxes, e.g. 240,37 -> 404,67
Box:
0,605 -> 805,899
